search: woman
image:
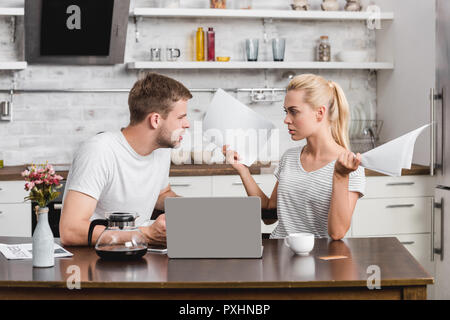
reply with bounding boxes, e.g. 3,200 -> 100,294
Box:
223,74 -> 365,240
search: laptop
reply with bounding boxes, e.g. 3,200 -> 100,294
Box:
165,197 -> 263,259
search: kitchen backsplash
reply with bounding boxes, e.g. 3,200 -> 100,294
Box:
0,0 -> 377,165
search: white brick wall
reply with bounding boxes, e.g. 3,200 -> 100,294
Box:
0,0 -> 377,165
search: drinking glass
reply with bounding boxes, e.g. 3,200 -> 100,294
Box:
245,39 -> 259,61
272,38 -> 286,61
150,48 -> 162,61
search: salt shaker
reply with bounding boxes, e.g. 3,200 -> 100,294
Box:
317,36 -> 331,62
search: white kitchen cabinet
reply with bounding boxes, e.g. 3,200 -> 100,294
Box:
351,175 -> 436,299
0,181 -> 28,203
212,174 -> 277,197
363,176 -> 435,198
395,233 -> 434,275
361,232 -> 435,299
0,181 -> 31,237
0,203 -> 31,237
169,176 -> 213,197
352,197 -> 432,236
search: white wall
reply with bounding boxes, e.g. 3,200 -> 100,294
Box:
1,0 -> 378,165
376,0 -> 436,166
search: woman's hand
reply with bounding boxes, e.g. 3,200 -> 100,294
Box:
334,151 -> 361,178
222,145 -> 248,173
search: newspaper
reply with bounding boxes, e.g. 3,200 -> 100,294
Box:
0,243 -> 73,260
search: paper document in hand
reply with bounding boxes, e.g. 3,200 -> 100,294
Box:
202,89 -> 277,166
360,124 -> 430,177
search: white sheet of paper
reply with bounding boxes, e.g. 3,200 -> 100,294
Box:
0,243 -> 73,260
360,124 -> 430,177
202,89 -> 276,166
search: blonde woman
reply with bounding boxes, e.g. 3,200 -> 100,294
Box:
223,74 -> 365,240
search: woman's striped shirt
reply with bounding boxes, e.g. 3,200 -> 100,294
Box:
270,145 -> 366,239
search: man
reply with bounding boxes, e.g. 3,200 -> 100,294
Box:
60,73 -> 192,246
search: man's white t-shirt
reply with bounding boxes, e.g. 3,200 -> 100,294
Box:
63,131 -> 172,226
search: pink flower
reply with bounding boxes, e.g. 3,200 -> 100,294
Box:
35,179 -> 43,185
24,182 -> 35,191
21,170 -> 30,177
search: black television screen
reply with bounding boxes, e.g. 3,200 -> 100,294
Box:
40,0 -> 114,56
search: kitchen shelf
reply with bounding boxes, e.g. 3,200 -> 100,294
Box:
0,8 -> 24,16
0,61 -> 27,70
127,61 -> 394,70
132,8 -> 394,21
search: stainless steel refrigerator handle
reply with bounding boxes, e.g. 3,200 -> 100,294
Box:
430,88 -> 435,177
434,198 -> 444,261
431,196 -> 435,262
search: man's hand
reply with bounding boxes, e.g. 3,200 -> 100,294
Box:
140,214 -> 167,245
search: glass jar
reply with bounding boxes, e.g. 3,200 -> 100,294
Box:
88,212 -> 148,261
317,35 -> 331,62
210,0 -> 226,9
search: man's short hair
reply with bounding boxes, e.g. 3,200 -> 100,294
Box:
128,73 -> 192,125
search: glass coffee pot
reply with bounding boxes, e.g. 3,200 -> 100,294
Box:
88,212 -> 148,260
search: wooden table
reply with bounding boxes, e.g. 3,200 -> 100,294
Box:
0,237 -> 433,300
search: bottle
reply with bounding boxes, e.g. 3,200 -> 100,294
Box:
196,27 -> 205,61
207,27 -> 215,62
317,35 -> 331,62
0,151 -> 3,168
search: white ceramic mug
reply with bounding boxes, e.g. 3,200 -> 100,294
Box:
284,233 -> 315,255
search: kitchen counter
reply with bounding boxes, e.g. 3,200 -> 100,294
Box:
0,163 -> 431,181
0,236 -> 433,300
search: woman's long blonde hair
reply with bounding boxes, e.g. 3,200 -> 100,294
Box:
287,74 -> 350,150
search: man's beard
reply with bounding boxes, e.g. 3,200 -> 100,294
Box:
156,125 -> 178,148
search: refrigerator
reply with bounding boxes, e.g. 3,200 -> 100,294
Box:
433,0 -> 450,300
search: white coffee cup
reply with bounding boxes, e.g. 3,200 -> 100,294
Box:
284,233 -> 315,256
